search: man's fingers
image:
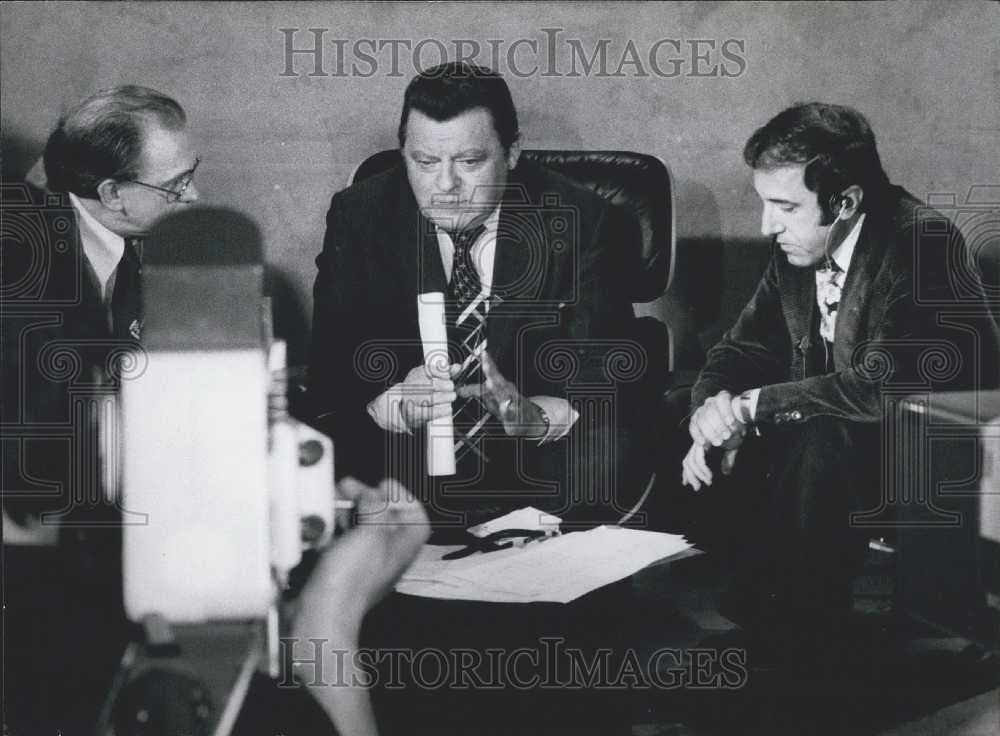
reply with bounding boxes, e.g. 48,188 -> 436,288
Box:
428,403 -> 452,420
711,392 -> 740,432
689,444 -> 713,485
456,383 -> 483,400
681,465 -> 701,492
698,403 -> 731,446
681,444 -> 709,489
499,397 -> 516,422
431,390 -> 456,406
479,350 -> 511,394
721,448 -> 740,476
337,477 -> 370,503
431,377 -> 455,392
689,413 -> 707,445
479,350 -> 498,380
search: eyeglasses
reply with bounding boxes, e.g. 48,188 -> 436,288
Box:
124,157 -> 200,203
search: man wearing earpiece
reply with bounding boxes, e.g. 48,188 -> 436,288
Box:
679,102 -> 998,635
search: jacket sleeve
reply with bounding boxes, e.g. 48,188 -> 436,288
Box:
754,271 -> 914,424
753,217 -> 996,426
756,227 -> 998,424
306,191 -> 387,480
692,252 -> 791,409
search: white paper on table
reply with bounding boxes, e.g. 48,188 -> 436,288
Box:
395,525 -> 691,604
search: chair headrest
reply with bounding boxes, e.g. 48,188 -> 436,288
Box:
351,149 -> 673,302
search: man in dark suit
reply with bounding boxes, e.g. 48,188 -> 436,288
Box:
2,85 -> 200,733
309,62 -> 647,529
680,103 -> 999,632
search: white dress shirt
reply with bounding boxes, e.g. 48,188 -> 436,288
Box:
815,213 -> 865,344
68,192 -> 126,315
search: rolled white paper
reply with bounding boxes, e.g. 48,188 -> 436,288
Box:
417,292 -> 456,476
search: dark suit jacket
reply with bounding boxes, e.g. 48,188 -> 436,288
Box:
2,183 -> 131,734
1,184 -> 128,521
308,160 -> 649,523
693,185 -> 1000,424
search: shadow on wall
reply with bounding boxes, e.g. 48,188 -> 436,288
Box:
137,206 -> 311,366
660,179 -> 722,371
265,266 -> 309,368
1,126 -> 44,182
650,177 -> 772,372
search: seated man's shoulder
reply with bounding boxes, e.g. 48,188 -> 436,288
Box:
519,159 -> 610,212
879,185 -> 965,271
882,185 -> 960,241
330,162 -> 408,210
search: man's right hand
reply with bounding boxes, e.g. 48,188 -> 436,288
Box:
689,390 -> 744,448
398,364 -> 457,431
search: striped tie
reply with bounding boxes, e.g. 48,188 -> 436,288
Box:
446,225 -> 491,462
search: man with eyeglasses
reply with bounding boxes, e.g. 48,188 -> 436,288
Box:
2,85 -> 199,734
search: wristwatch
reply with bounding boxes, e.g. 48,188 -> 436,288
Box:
534,403 -> 551,440
732,390 -> 755,425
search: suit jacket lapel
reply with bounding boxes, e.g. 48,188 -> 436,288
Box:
486,171 -> 539,369
386,169 -> 443,305
782,254 -> 817,358
833,215 -> 884,370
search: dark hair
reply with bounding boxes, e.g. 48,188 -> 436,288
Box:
743,102 -> 890,220
397,62 -> 519,151
43,85 -> 186,197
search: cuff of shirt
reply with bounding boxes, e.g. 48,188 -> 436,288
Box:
367,384 -> 413,434
529,396 -> 579,444
747,388 -> 761,422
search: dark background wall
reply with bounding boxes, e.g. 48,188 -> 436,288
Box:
2,1 -> 996,368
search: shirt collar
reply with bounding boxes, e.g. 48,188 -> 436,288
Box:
436,204 -> 503,241
827,213 -> 865,273
68,192 -> 125,298
482,203 -> 502,236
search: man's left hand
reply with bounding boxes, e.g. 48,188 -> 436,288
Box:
456,351 -> 547,438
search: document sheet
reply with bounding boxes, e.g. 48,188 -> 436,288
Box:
396,525 -> 691,603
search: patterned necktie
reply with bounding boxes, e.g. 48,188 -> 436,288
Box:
446,224 -> 490,462
816,259 -> 844,344
112,237 -> 143,341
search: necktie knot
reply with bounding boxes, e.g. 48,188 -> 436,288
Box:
447,224 -> 486,302
816,258 -> 845,345
817,257 -> 842,275
451,223 -> 485,259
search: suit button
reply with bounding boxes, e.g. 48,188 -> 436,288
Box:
790,410 -> 802,421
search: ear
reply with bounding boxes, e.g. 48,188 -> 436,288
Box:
505,138 -> 521,171
840,185 -> 864,218
96,178 -> 126,212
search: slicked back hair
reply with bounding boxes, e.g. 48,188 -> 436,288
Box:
398,62 -> 519,152
743,102 -> 890,222
43,85 -> 185,198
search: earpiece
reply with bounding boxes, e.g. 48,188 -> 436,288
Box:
829,194 -> 850,221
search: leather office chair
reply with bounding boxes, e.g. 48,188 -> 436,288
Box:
349,148 -> 676,385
